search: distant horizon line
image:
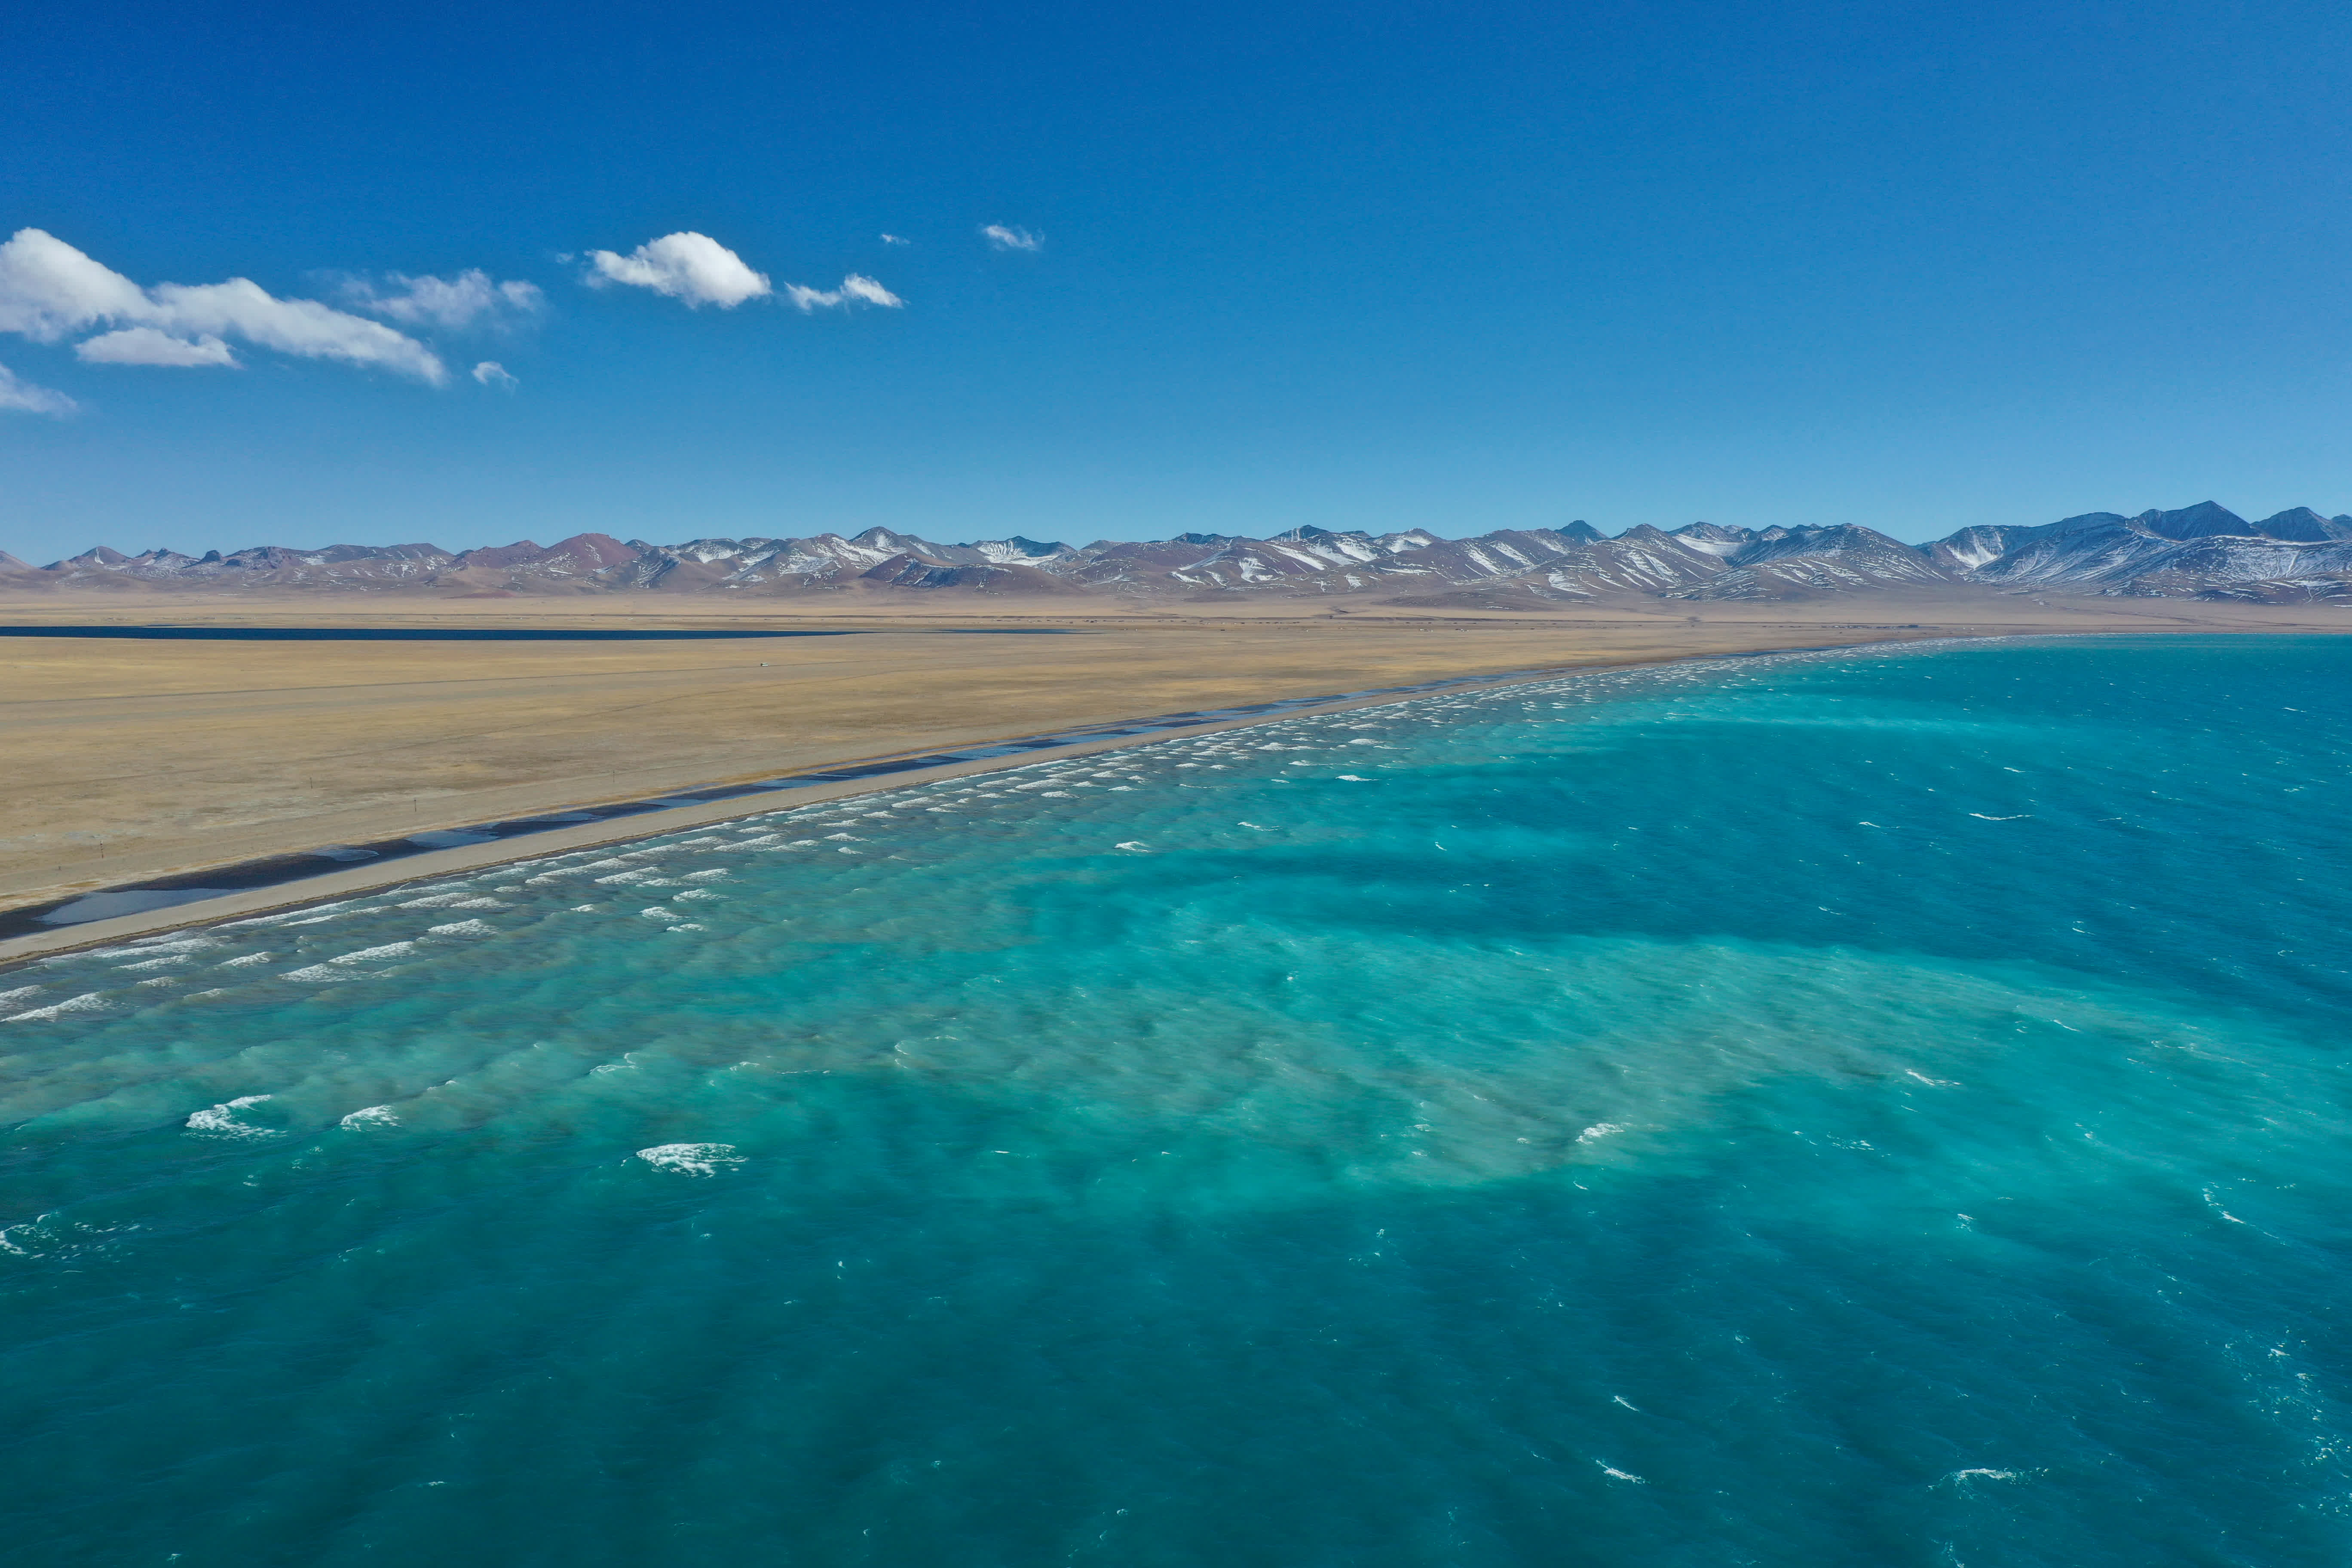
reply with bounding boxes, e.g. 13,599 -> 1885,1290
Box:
14,499 -> 2351,568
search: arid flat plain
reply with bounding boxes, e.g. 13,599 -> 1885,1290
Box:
2,590 -> 2340,912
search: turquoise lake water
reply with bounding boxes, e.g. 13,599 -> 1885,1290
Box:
5,634 -> 2349,1565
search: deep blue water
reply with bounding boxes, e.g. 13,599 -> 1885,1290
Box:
4,634 -> 2349,1566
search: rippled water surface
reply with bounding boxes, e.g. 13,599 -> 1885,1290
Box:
6,635 -> 2350,1566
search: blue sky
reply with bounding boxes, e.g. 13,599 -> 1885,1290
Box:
3,0 -> 2349,561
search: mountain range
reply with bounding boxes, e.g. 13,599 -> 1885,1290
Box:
6,501 -> 2349,607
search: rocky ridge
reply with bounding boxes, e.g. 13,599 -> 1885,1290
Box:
7,502 -> 2349,606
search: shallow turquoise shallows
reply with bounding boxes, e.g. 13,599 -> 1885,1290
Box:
6,635 -> 2351,1567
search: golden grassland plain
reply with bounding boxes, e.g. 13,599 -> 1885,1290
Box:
1,590 -> 2341,912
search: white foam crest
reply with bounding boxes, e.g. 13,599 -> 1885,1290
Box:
340,1105 -> 399,1128
224,901 -> 356,928
329,943 -> 418,965
1936,1468 -> 2025,1489
634,1142 -> 744,1175
5,992 -> 109,1023
111,936 -> 224,958
526,858 -> 631,884
186,1094 -> 276,1138
280,964 -> 360,983
427,920 -> 499,937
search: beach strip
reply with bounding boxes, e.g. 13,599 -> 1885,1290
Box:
0,640 -> 1911,966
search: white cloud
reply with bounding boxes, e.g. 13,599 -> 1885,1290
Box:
148,280 -> 446,381
472,360 -> 518,390
0,228 -> 446,383
0,359 -> 76,415
0,230 -> 147,340
784,274 -> 905,312
341,270 -> 544,330
586,233 -> 770,307
76,327 -> 239,367
880,233 -> 910,245
982,224 -> 1042,252
840,275 -> 902,306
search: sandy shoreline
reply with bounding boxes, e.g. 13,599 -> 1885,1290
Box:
3,591 -> 2343,961
0,651 -> 1711,963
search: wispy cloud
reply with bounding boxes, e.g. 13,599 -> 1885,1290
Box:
982,224 -> 1042,252
784,274 -> 905,312
76,327 -> 239,367
472,360 -> 518,390
880,233 -> 910,245
0,359 -> 75,415
0,229 -> 446,382
340,270 -> 544,331
586,233 -> 770,307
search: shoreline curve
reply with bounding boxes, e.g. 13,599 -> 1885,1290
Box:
0,631 -> 2037,968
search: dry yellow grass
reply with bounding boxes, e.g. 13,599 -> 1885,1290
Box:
2,590 -> 2340,910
